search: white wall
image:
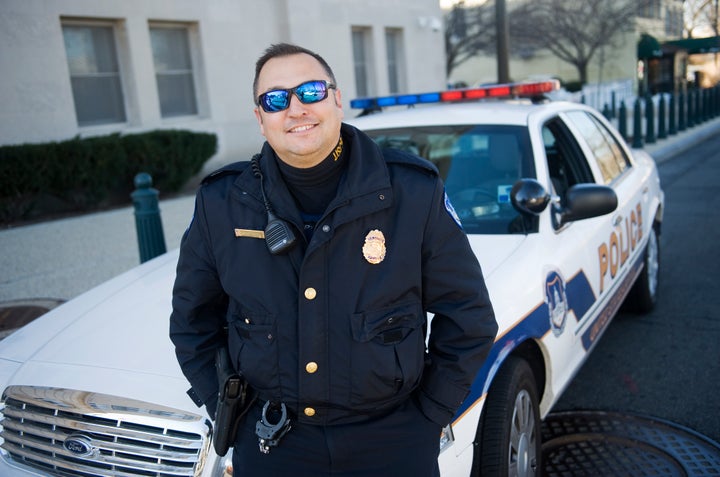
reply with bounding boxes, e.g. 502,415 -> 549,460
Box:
0,0 -> 446,176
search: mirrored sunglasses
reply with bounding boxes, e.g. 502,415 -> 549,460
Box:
258,80 -> 336,113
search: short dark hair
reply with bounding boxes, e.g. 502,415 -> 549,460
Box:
253,43 -> 337,104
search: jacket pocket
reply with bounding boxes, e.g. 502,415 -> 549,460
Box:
349,301 -> 426,405
227,309 -> 279,396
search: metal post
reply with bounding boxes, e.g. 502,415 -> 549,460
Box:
645,95 -> 656,144
632,98 -> 644,148
602,103 -> 611,120
618,100 -> 628,141
668,93 -> 677,136
687,90 -> 695,128
495,0 -> 510,84
678,92 -> 687,131
657,94 -> 667,140
131,172 -> 167,263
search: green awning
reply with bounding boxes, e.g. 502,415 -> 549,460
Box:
664,36 -> 720,54
638,33 -> 662,59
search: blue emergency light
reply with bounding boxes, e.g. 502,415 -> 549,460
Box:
349,80 -> 560,110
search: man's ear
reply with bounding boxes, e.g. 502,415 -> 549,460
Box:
334,89 -> 344,120
254,107 -> 266,137
334,88 -> 343,108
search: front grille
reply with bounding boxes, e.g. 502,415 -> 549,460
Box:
0,386 -> 211,477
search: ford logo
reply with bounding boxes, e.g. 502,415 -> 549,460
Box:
63,434 -> 95,457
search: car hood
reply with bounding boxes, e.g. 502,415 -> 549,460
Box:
0,249 -> 198,413
0,234 -> 525,414
467,234 -> 525,278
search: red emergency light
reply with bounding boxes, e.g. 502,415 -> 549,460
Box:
350,80 -> 560,110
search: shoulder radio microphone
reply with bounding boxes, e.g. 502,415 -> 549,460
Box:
251,155 -> 297,255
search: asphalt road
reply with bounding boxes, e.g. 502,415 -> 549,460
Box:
554,132 -> 720,443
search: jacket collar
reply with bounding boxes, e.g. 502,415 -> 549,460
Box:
233,123 -> 393,223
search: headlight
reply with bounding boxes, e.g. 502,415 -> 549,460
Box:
439,424 -> 455,453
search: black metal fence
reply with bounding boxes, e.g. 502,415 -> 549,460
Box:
596,85 -> 720,149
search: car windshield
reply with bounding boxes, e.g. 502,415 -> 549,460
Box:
364,125 -> 535,234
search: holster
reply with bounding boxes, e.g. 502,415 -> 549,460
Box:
213,346 -> 256,456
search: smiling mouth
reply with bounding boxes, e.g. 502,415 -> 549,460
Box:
289,124 -> 316,133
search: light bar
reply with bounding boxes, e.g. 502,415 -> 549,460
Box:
350,80 -> 560,110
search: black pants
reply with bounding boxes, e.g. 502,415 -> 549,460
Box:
232,399 -> 442,477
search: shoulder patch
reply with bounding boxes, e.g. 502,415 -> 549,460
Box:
382,147 -> 438,175
201,161 -> 251,185
444,191 -> 463,229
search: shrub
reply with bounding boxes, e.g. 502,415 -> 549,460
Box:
0,129 -> 217,224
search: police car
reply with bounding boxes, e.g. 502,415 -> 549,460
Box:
346,80 -> 664,476
0,81 -> 663,477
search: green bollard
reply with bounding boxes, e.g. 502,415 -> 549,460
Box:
687,90 -> 695,128
697,89 -> 704,123
602,103 -> 611,119
679,92 -> 687,131
611,91 -> 617,119
618,100 -> 628,141
131,172 -> 167,263
645,95 -> 656,144
657,94 -> 667,139
668,93 -> 677,135
632,98 -> 644,148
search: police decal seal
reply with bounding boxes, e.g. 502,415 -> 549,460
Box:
362,229 -> 386,264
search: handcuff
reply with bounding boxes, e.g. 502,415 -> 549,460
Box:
255,401 -> 292,454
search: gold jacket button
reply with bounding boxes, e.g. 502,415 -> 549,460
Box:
305,362 -> 318,374
304,407 -> 316,417
304,288 -> 317,300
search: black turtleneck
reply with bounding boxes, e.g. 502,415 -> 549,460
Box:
275,136 -> 347,238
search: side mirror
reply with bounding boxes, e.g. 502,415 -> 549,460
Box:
511,179 -> 551,215
559,183 -> 618,225
511,179 -> 618,225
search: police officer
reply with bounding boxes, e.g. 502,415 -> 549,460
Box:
170,43 -> 497,476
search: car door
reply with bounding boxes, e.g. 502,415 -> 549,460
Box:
532,113 -> 615,395
559,109 -> 650,349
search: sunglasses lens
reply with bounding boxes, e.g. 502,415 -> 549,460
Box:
261,91 -> 290,112
296,81 -> 328,104
259,81 -> 332,112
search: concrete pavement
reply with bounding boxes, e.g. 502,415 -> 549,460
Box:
1,117 -> 719,307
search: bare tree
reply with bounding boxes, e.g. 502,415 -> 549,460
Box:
684,0 -> 720,37
444,0 -> 497,78
510,0 -> 652,85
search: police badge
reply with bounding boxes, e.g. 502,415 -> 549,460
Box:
362,229 -> 386,264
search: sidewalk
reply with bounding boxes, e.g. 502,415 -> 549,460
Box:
0,194 -> 195,303
1,117 -> 719,306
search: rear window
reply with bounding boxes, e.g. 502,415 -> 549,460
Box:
364,125 -> 534,234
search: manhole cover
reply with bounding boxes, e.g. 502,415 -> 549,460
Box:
542,411 -> 720,476
0,299 -> 65,339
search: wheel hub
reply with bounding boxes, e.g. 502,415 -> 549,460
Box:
517,432 -> 530,476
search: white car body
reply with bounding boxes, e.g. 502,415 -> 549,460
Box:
0,84 -> 664,477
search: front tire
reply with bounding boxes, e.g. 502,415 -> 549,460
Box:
474,356 -> 541,477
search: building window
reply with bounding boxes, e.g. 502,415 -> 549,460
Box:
639,0 -> 661,19
149,25 -> 198,118
352,28 -> 373,98
62,22 -> 126,126
385,29 -> 406,94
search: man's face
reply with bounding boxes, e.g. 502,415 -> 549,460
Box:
254,53 -> 344,168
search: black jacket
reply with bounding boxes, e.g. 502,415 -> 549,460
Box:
170,124 -> 497,426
